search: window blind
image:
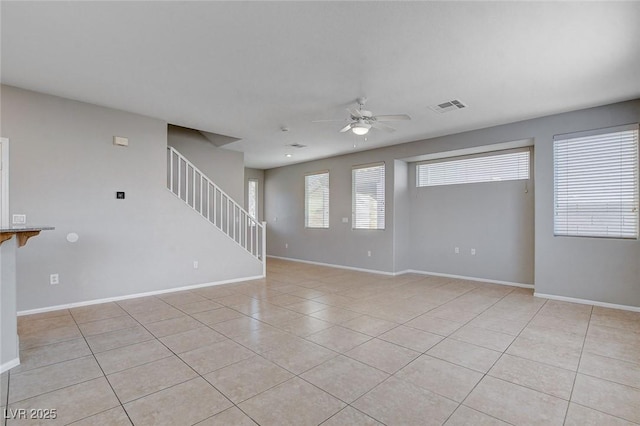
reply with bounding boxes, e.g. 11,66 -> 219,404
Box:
352,163 -> 385,230
554,126 -> 638,239
305,171 -> 329,228
417,149 -> 530,187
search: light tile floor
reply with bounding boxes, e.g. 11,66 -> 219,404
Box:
2,258 -> 639,425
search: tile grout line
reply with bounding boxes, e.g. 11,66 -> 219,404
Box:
304,281 -> 522,425
563,304 -> 593,425
430,286 -> 526,425
111,289 -> 376,425
192,276 -> 399,424
451,297 -> 549,424
67,310 -> 136,426
114,296 -> 266,425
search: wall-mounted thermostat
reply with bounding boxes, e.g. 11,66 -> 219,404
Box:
113,136 -> 129,147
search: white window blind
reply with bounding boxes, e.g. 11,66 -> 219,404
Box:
248,179 -> 257,220
554,126 -> 638,239
417,149 -> 530,187
305,171 -> 329,228
352,163 -> 385,230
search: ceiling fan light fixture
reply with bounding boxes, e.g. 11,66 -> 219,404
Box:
351,121 -> 371,136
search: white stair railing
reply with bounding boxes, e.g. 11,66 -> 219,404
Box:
167,146 -> 266,274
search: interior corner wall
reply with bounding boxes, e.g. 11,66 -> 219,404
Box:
393,160 -> 411,273
168,125 -> 244,204
1,85 -> 262,312
265,152 -> 395,273
245,168 -> 265,222
530,101 -> 640,306
265,99 -> 639,307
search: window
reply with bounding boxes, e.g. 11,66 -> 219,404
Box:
305,171 -> 329,228
417,149 -> 530,187
352,163 -> 385,230
247,179 -> 257,219
554,125 -> 638,239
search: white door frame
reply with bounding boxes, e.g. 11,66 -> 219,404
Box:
0,137 -> 9,228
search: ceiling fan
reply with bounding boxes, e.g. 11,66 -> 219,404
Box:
313,98 -> 411,136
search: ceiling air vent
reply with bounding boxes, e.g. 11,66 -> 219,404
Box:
288,143 -> 307,148
430,99 -> 467,114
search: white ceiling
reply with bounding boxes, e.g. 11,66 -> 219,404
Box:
2,1 -> 639,169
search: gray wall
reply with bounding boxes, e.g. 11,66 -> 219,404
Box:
245,168 -> 265,222
265,152 -> 395,272
168,125 -> 244,204
393,160 -> 411,272
265,99 -> 640,307
1,86 -> 262,311
408,160 -> 534,284
531,102 -> 639,305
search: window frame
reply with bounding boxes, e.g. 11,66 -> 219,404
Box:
416,147 -> 531,188
247,178 -> 258,219
304,170 -> 330,229
352,162 -> 386,231
553,124 -> 639,240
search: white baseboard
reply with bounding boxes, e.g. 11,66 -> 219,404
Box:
17,274 -> 264,316
534,292 -> 640,312
0,357 -> 20,374
267,255 -> 397,276
268,256 -> 534,288
406,269 -> 534,289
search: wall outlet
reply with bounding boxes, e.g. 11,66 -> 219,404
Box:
50,274 -> 59,285
367,250 -> 371,257
342,217 -> 349,223
12,214 -> 26,225
285,243 -> 288,249
193,260 -> 199,269
471,248 -> 476,255
454,247 -> 459,254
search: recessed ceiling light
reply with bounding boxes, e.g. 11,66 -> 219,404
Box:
285,154 -> 292,158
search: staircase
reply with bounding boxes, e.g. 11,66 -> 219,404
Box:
166,146 -> 266,275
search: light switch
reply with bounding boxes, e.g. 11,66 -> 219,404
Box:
342,217 -> 348,223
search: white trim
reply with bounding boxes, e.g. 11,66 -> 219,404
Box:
17,274 -> 264,316
267,255 -> 396,276
400,138 -> 534,164
534,292 -> 640,313
0,137 -> 9,228
0,357 -> 20,374
406,269 -> 534,289
267,257 -> 535,288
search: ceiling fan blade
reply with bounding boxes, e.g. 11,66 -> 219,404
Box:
339,123 -> 353,133
347,108 -> 363,119
374,114 -> 411,122
370,122 -> 396,132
